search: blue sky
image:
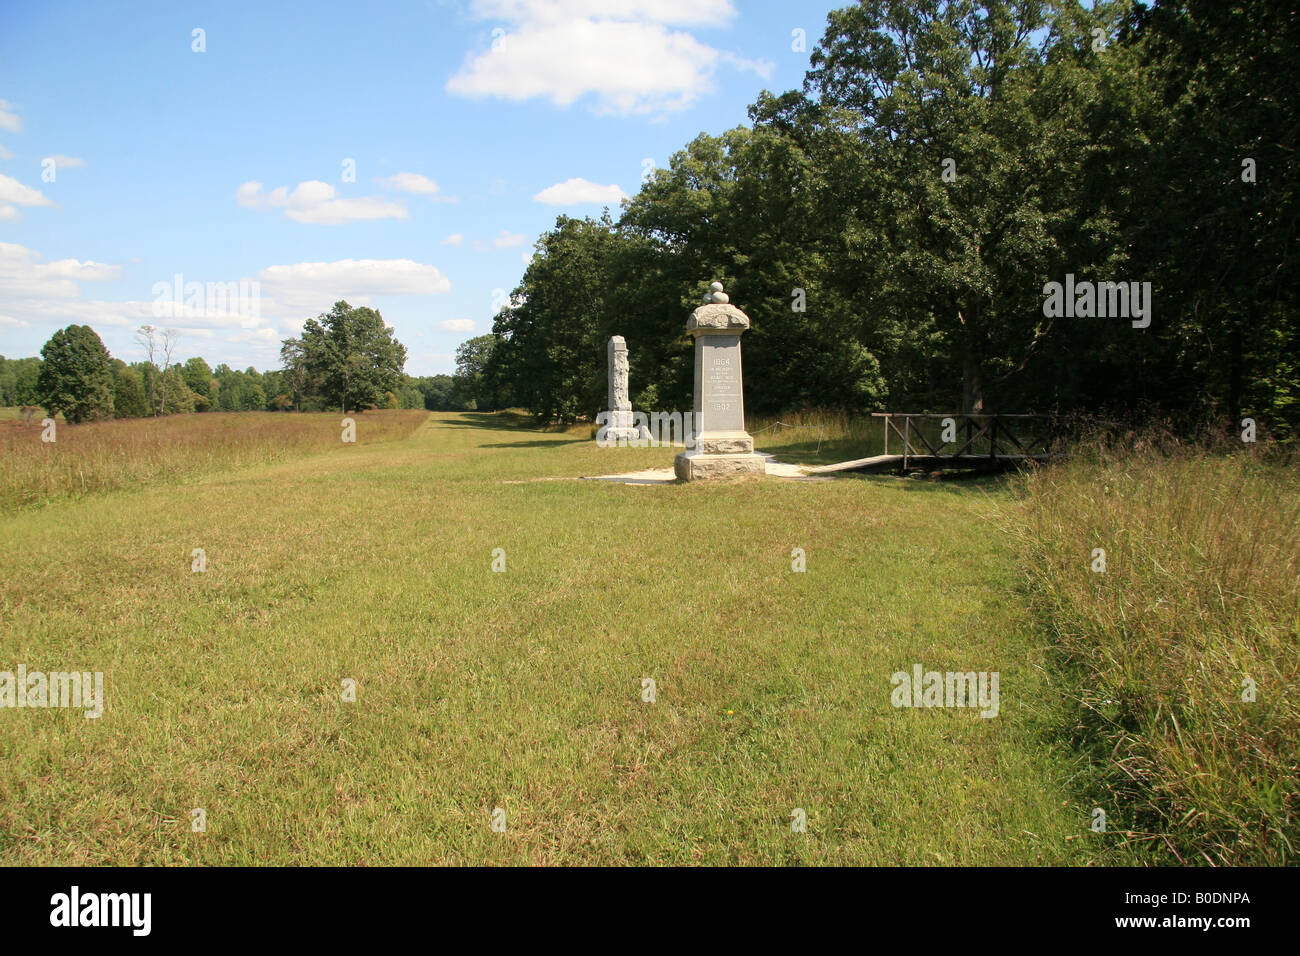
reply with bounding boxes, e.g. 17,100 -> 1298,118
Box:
0,0 -> 843,376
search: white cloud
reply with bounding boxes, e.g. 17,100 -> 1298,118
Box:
0,100 -> 20,134
257,258 -> 452,312
0,242 -> 121,300
440,318 -> 475,332
0,245 -> 287,353
226,327 -> 280,346
0,244 -> 200,333
0,172 -> 53,210
468,1 -> 736,27
446,2 -> 770,115
0,297 -> 145,329
441,233 -> 464,247
533,177 -> 628,206
494,230 -> 526,248
41,154 -> 85,169
377,171 -> 455,201
0,294 -> 256,334
144,290 -> 264,330
236,180 -> 408,225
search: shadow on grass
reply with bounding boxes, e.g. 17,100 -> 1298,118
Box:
480,438 -> 589,449
435,411 -> 547,432
838,471 -> 1014,496
434,410 -> 593,449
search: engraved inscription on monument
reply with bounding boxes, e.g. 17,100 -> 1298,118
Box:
700,337 -> 744,432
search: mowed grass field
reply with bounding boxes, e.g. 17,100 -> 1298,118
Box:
2,410 -> 1145,865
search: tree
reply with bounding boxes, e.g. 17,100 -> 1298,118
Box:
416,374 -> 459,411
0,357 -> 42,407
160,366 -> 198,414
240,382 -> 266,411
285,301 -> 407,413
37,325 -> 115,423
182,357 -> 215,409
617,121 -> 888,414
487,216 -> 619,424
475,0 -> 1295,430
112,362 -> 150,418
136,325 -> 180,416
260,369 -> 286,409
1116,0 -> 1300,432
453,334 -> 500,411
803,0 -> 1119,413
278,339 -> 311,411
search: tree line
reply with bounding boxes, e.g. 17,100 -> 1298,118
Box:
483,0 -> 1298,435
5,301 -> 492,422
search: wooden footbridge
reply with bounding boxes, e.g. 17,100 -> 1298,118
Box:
807,413 -> 1057,475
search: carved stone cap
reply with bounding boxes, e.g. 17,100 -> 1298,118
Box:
687,302 -> 750,331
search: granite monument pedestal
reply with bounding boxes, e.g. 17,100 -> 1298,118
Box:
674,282 -> 766,481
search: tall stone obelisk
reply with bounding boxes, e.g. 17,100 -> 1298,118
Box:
674,282 -> 766,481
604,335 -> 639,444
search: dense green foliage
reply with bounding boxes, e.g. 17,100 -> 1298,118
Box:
0,357 -> 42,407
110,362 -> 150,419
5,349 -> 472,419
452,333 -> 511,411
486,0 -> 1298,433
36,325 -> 116,424
280,301 -> 408,413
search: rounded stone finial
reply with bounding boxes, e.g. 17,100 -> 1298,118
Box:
710,281 -> 724,293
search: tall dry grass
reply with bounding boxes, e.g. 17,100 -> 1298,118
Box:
747,409 -> 884,464
1005,437 -> 1300,864
0,410 -> 428,513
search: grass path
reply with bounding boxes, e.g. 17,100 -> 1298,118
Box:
0,412 -> 1106,864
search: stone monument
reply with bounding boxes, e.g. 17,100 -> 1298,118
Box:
604,335 -> 639,444
674,281 -> 767,481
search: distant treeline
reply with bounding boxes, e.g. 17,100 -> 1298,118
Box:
0,351 -> 472,418
2,302 -> 490,421
483,0 -> 1298,435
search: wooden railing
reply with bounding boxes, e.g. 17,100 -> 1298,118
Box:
872,413 -> 1057,470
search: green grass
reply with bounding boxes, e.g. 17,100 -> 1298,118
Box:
1,411 -> 1130,865
1003,440 -> 1300,865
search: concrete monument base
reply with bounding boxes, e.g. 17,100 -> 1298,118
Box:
674,450 -> 767,481
693,431 -> 754,455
